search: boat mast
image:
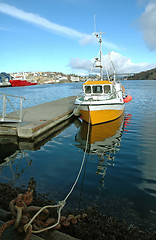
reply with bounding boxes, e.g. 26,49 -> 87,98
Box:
95,30 -> 105,80
99,30 -> 103,80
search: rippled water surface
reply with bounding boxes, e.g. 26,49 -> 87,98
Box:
0,81 -> 156,231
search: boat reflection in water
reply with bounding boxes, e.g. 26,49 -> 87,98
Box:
75,114 -> 131,186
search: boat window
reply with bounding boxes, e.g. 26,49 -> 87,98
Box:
85,86 -> 91,93
93,85 -> 102,93
104,85 -> 111,93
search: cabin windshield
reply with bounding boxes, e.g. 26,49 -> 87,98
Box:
84,84 -> 112,94
93,85 -> 102,93
104,85 -> 111,93
84,86 -> 91,93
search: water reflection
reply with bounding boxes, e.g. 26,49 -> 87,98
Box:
75,114 -> 131,186
0,150 -> 32,183
0,120 -> 75,183
0,137 -> 19,163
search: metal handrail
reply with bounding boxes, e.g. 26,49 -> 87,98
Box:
0,93 -> 26,122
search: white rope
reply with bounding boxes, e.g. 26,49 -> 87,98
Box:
24,202 -> 65,233
64,108 -> 90,202
24,105 -> 91,234
66,102 -> 82,120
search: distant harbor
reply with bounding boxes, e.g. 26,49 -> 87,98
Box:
1,66 -> 156,88
0,71 -> 133,88
0,71 -> 85,87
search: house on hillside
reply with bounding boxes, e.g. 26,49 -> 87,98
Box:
70,76 -> 79,82
58,75 -> 68,81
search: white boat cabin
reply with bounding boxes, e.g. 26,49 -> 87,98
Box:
83,80 -> 117,100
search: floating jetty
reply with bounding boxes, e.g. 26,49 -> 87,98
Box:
0,96 -> 76,147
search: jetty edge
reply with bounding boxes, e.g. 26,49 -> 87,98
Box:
0,218 -> 78,240
0,96 -> 77,142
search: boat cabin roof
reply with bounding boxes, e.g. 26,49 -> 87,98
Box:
83,80 -> 112,85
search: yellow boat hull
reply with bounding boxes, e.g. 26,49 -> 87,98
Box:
80,108 -> 125,125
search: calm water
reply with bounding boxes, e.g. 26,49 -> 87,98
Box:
0,81 -> 156,231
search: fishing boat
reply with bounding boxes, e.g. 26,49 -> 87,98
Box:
9,74 -> 37,87
74,30 -> 132,125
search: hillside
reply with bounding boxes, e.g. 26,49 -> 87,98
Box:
128,67 -> 156,80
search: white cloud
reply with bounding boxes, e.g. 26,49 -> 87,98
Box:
0,3 -> 83,39
69,58 -> 93,71
107,51 -> 154,73
79,33 -> 120,50
79,33 -> 97,45
139,1 -> 156,50
69,51 -> 155,75
0,3 -> 120,50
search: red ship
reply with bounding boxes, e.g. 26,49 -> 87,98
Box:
9,74 -> 37,87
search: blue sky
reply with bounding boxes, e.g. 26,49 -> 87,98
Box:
0,0 -> 156,75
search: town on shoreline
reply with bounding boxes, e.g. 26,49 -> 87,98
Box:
0,71 -> 87,87
0,66 -> 156,87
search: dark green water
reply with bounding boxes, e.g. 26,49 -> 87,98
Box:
0,81 -> 156,231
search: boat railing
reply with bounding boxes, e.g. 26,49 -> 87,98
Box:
0,93 -> 25,122
76,91 -> 84,98
84,92 -> 116,101
115,89 -> 124,99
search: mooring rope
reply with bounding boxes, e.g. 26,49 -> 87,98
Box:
66,101 -> 82,120
64,108 -> 90,202
24,106 -> 91,234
